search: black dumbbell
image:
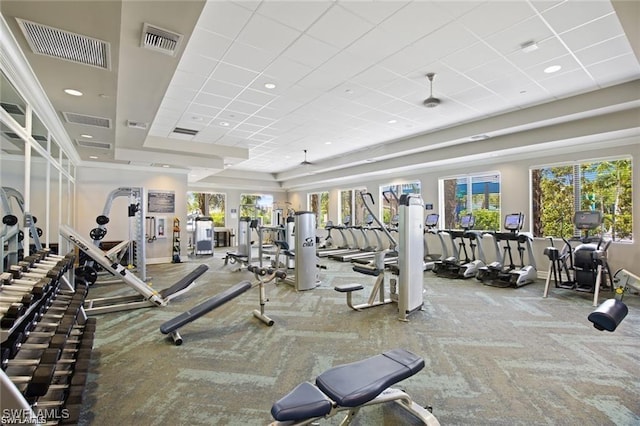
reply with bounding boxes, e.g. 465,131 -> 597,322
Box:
0,293 -> 35,306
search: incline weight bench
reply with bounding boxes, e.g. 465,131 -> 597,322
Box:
270,348 -> 440,425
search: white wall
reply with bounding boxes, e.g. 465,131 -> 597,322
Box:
76,166 -> 188,264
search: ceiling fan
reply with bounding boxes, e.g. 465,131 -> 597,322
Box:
423,72 -> 441,108
300,149 -> 313,166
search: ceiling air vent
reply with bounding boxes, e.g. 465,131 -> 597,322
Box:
127,120 -> 148,130
63,112 -> 112,128
172,127 -> 199,136
76,139 -> 112,150
141,23 -> 183,56
1,102 -> 25,116
16,18 -> 110,70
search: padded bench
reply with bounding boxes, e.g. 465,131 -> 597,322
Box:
270,349 -> 440,425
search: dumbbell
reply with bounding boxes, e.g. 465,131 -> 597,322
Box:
0,303 -> 26,328
1,274 -> 52,299
16,261 -> 65,280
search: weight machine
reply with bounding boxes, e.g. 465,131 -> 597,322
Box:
1,187 -> 43,271
60,225 -> 206,314
588,268 -> 639,332
78,187 -> 147,283
335,191 -> 424,321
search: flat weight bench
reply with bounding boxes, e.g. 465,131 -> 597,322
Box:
270,348 -> 440,425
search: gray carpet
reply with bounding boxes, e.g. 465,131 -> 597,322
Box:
78,252 -> 640,425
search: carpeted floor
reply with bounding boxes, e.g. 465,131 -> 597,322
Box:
78,250 -> 640,425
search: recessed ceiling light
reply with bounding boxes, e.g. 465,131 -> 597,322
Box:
544,65 -> 561,74
99,93 -> 109,99
161,164 -> 170,168
345,89 -> 354,95
89,155 -> 98,159
64,88 -> 83,96
80,134 -> 93,138
192,116 -> 203,122
219,121 -> 230,127
325,141 -> 332,145
264,83 -> 276,89
387,119 -> 397,124
470,134 -> 490,141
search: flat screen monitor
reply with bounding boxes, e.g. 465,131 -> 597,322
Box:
460,214 -> 474,228
425,213 -> 439,227
574,211 -> 602,229
504,213 -> 523,231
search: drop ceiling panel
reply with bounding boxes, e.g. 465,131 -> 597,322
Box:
201,79 -> 244,99
338,1 -> 407,25
282,34 -> 340,68
541,1 -> 616,35
237,13 -> 301,55
560,14 -> 625,52
575,36 -> 635,67
378,1 -> 452,44
306,5 -> 374,49
256,1 -> 332,32
196,0 -> 253,39
222,41 -> 277,73
458,1 -> 535,38
211,62 -> 259,86
186,27 -> 233,60
485,16 -> 555,56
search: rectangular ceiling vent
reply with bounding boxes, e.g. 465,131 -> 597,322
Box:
1,131 -> 46,142
172,127 -> 199,136
76,139 -> 112,150
16,18 -> 111,70
127,120 -> 148,130
63,111 -> 112,128
1,102 -> 25,116
141,23 -> 183,56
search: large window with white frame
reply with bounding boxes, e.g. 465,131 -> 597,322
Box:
308,191 -> 329,228
380,182 -> 421,225
440,174 -> 500,230
240,193 -> 274,225
187,192 -> 226,226
530,158 -> 632,241
339,188 -> 366,226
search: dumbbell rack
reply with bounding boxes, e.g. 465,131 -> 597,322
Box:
0,249 -> 95,425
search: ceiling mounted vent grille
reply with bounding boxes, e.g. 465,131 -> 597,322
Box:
63,112 -> 112,128
127,120 -> 148,130
141,23 -> 183,56
1,102 -> 25,116
76,139 -> 112,150
172,127 -> 199,136
16,18 -> 111,70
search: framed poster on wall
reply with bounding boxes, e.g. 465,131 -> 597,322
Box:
148,190 -> 175,213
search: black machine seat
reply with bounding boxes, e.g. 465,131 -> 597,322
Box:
352,263 -> 382,276
271,349 -> 425,422
159,264 -> 209,299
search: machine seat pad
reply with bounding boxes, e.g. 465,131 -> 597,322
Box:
334,283 -> 364,293
225,252 -> 248,260
160,280 -> 252,334
316,348 -> 424,407
159,264 -> 209,298
352,265 -> 382,276
271,382 -> 332,421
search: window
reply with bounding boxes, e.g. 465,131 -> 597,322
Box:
240,193 -> 274,225
187,192 -> 225,226
531,158 -> 632,241
380,182 -> 421,225
440,174 -> 500,229
308,191 -> 329,227
339,188 -> 366,225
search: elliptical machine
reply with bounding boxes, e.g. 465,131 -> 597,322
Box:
476,213 -> 537,288
432,214 -> 475,278
543,210 -> 613,306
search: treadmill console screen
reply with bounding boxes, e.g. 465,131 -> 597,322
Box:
460,214 -> 475,229
574,211 -> 602,229
425,213 -> 439,227
504,213 -> 523,231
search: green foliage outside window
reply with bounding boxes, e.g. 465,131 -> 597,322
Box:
531,159 -> 632,240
